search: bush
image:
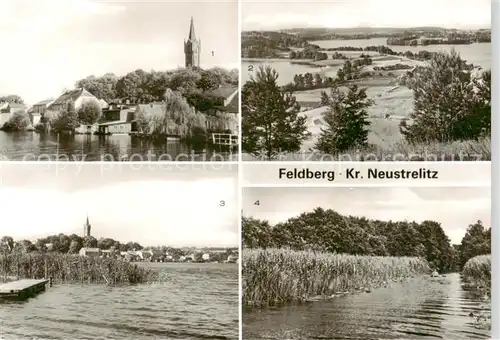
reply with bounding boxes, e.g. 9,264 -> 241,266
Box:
1,110 -> 31,131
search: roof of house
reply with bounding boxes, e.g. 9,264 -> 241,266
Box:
8,103 -> 26,109
33,99 -> 54,106
224,92 -> 238,113
49,88 -> 95,107
99,120 -> 129,126
209,86 -> 238,99
81,248 -> 100,252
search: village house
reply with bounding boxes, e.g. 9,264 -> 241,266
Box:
0,102 -> 27,127
133,102 -> 165,133
47,88 -> 101,113
28,99 -> 53,126
97,105 -> 136,134
226,254 -> 238,263
32,99 -> 54,115
79,248 -> 101,257
201,253 -> 210,261
207,86 -> 239,133
100,249 -> 114,258
98,99 -> 109,109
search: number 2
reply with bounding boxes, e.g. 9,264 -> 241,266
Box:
247,65 -> 254,72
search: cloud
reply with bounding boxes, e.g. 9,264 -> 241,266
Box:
0,178 -> 238,247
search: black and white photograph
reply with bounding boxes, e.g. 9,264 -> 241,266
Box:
0,0 -> 239,162
242,186 -> 491,339
241,0 -> 491,161
0,164 -> 239,339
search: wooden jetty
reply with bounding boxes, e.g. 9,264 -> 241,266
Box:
0,279 -> 50,299
212,133 -> 238,147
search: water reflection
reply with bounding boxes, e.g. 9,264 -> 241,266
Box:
0,131 -> 236,161
243,274 -> 490,340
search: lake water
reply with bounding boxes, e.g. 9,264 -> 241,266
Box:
242,38 -> 491,86
0,131 -> 236,162
0,263 -> 239,340
243,273 -> 490,339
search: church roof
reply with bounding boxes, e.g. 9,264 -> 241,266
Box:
188,17 -> 196,41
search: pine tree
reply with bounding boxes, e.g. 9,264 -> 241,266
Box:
242,66 -> 310,160
315,83 -> 373,154
400,49 -> 490,143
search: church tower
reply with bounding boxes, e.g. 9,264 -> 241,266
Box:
84,215 -> 91,237
184,17 -> 201,68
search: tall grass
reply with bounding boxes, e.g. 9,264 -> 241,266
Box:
0,253 -> 158,284
243,136 -> 491,161
243,248 -> 430,307
462,255 -> 491,293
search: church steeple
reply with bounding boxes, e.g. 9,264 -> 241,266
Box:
84,214 -> 91,237
188,16 -> 196,41
184,16 -> 201,68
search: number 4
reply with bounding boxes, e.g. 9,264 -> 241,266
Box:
254,200 -> 260,206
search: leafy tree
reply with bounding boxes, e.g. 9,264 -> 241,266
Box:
315,83 -> 373,154
196,70 -> 220,91
2,111 -> 31,131
400,50 -> 491,143
77,101 -> 102,124
337,68 -> 345,82
0,95 -> 24,104
242,208 -> 486,273
0,236 -> 14,254
68,241 -> 81,254
83,236 -> 98,248
75,74 -> 118,102
458,221 -> 490,269
53,103 -> 79,131
242,66 -> 310,159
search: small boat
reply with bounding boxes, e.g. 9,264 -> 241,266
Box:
431,270 -> 439,277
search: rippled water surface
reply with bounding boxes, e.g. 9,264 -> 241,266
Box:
0,132 -> 235,161
0,263 -> 238,340
243,273 -> 490,340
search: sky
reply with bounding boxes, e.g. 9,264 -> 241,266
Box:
243,187 -> 490,244
0,163 -> 239,247
0,0 -> 238,106
242,0 -> 491,31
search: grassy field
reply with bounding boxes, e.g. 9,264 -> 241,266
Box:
242,136 -> 490,161
0,253 -> 158,284
242,248 -> 430,307
462,255 -> 491,293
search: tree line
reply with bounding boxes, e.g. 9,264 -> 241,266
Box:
75,67 -> 238,113
0,234 -> 236,262
242,50 -> 491,158
242,208 -> 491,273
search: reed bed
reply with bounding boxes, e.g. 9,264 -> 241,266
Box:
0,253 -> 158,284
243,248 -> 430,307
462,255 -> 491,293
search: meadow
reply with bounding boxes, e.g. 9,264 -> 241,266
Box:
242,248 -> 430,307
0,253 -> 157,284
242,38 -> 491,161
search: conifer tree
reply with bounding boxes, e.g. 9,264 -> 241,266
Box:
315,83 -> 373,154
400,50 -> 490,143
242,66 -> 310,159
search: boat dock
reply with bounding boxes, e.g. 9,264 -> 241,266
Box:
0,279 -> 50,299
